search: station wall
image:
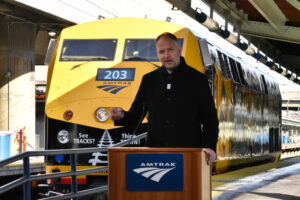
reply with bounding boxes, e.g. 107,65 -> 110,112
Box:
0,15 -> 37,155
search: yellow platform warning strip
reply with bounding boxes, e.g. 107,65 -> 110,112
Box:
212,156 -> 300,199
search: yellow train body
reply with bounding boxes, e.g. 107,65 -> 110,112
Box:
46,18 -> 204,130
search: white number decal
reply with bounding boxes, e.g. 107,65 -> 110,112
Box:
104,71 -> 112,79
112,71 -> 120,79
104,70 -> 128,80
120,70 -> 127,79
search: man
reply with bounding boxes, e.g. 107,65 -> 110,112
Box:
110,32 -> 219,165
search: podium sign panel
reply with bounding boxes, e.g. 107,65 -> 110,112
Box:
108,147 -> 211,200
126,153 -> 184,191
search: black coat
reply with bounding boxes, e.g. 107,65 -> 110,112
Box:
116,57 -> 219,151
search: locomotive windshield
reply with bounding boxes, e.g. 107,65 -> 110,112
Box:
123,39 -> 183,61
60,39 -> 117,61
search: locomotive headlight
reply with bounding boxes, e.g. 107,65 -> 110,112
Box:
96,108 -> 109,122
57,130 -> 69,144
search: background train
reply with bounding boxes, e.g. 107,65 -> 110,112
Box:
44,17 -> 281,192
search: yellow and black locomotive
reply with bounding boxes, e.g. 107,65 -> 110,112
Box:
45,17 -> 281,189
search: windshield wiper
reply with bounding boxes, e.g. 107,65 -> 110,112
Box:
89,56 -> 110,61
123,56 -> 148,61
71,62 -> 89,69
148,61 -> 160,68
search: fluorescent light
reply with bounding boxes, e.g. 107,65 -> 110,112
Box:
48,31 -> 56,37
196,12 -> 219,31
220,29 -> 238,44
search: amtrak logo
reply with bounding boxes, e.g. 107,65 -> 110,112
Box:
97,85 -> 128,94
133,166 -> 175,182
126,154 -> 184,191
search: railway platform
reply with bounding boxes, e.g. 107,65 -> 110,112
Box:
0,154 -> 299,200
0,156 -> 44,177
212,156 -> 300,200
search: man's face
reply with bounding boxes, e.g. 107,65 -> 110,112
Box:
156,36 -> 181,70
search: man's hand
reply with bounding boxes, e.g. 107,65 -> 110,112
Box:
203,148 -> 216,165
110,108 -> 124,121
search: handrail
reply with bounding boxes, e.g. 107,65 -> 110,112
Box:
0,166 -> 109,195
40,186 -> 108,200
0,132 -> 147,200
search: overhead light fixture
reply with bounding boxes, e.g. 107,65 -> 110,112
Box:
220,29 -> 238,44
253,52 -> 263,60
48,31 -> 56,37
276,67 -> 283,74
257,56 -> 268,64
196,11 -> 219,32
285,72 -> 292,79
240,42 -> 255,55
272,64 -> 279,71
266,61 -> 274,67
266,61 -> 278,71
289,74 -> 296,81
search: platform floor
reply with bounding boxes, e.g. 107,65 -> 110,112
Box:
1,154 -> 299,199
212,156 -> 300,200
0,156 -> 44,177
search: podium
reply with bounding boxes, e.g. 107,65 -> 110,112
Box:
108,147 -> 211,200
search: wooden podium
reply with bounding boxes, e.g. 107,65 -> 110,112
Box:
108,147 -> 211,200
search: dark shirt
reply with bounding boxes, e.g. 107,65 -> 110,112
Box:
115,57 -> 219,151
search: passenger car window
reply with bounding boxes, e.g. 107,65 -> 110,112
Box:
217,51 -> 232,79
236,62 -> 247,86
260,75 -> 268,94
228,57 -> 241,84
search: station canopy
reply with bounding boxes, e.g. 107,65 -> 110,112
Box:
201,0 -> 300,76
1,0 -> 300,78
0,0 -> 75,33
